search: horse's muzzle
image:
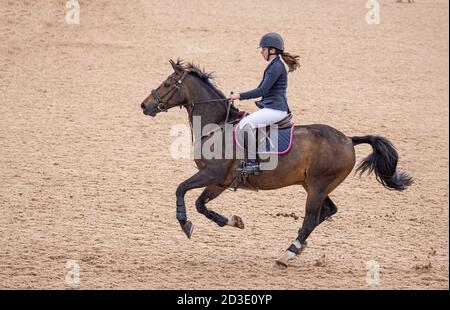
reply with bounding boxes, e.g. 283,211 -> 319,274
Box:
141,102 -> 157,117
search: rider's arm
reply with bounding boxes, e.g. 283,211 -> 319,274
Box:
239,65 -> 282,100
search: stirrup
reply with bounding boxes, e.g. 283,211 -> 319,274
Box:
239,160 -> 260,175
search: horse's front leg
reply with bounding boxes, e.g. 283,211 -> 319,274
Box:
176,170 -> 217,238
195,185 -> 245,229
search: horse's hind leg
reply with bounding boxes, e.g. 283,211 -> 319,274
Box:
302,185 -> 337,223
319,196 -> 338,223
276,181 -> 340,267
195,185 -> 244,229
275,188 -> 327,267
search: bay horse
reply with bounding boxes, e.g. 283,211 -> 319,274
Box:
140,59 -> 413,267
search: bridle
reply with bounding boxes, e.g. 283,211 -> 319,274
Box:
150,70 -> 188,112
150,70 -> 231,113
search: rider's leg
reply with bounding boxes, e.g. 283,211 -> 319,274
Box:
238,108 -> 288,174
238,108 -> 288,130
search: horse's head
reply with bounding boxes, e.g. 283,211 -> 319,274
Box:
140,59 -> 189,117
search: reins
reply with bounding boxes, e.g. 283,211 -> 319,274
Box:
150,69 -> 236,124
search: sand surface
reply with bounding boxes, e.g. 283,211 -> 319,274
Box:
0,0 -> 448,289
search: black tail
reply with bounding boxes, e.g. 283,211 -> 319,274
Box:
352,135 -> 413,191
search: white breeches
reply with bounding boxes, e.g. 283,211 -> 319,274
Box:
238,108 -> 288,130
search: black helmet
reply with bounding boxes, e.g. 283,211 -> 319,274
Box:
258,32 -> 284,52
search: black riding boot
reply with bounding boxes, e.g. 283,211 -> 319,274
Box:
241,129 -> 260,175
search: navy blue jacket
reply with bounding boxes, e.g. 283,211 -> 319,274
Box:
239,56 -> 290,112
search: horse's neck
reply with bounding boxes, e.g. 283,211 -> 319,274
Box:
186,87 -> 243,128
224,105 -> 245,123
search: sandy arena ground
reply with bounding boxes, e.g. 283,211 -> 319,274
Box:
0,0 -> 448,289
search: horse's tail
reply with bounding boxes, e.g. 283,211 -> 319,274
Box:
351,135 -> 413,191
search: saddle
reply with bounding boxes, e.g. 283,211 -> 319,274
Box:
234,113 -> 295,155
273,113 -> 294,129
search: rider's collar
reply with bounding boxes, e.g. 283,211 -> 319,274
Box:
266,56 -> 278,67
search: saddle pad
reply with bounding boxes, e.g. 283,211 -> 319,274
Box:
234,123 -> 295,155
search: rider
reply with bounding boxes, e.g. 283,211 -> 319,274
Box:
230,32 -> 300,174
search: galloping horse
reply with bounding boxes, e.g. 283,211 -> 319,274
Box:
140,59 -> 413,267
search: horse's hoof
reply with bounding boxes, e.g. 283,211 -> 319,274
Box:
182,221 -> 193,239
231,215 -> 245,229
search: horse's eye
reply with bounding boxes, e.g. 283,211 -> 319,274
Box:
163,82 -> 170,88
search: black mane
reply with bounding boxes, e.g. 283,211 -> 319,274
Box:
174,59 -> 242,117
175,59 -> 225,99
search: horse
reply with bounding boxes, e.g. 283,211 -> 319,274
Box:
140,59 -> 413,267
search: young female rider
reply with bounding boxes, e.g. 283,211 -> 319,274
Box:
230,32 -> 300,174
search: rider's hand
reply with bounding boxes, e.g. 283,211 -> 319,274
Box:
230,93 -> 240,100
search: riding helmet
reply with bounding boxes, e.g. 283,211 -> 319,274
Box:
258,32 -> 284,52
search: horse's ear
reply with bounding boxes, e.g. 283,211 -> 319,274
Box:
169,59 -> 180,72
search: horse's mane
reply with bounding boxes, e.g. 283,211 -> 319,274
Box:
174,60 -> 231,100
175,59 -> 216,82
173,59 -> 242,117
